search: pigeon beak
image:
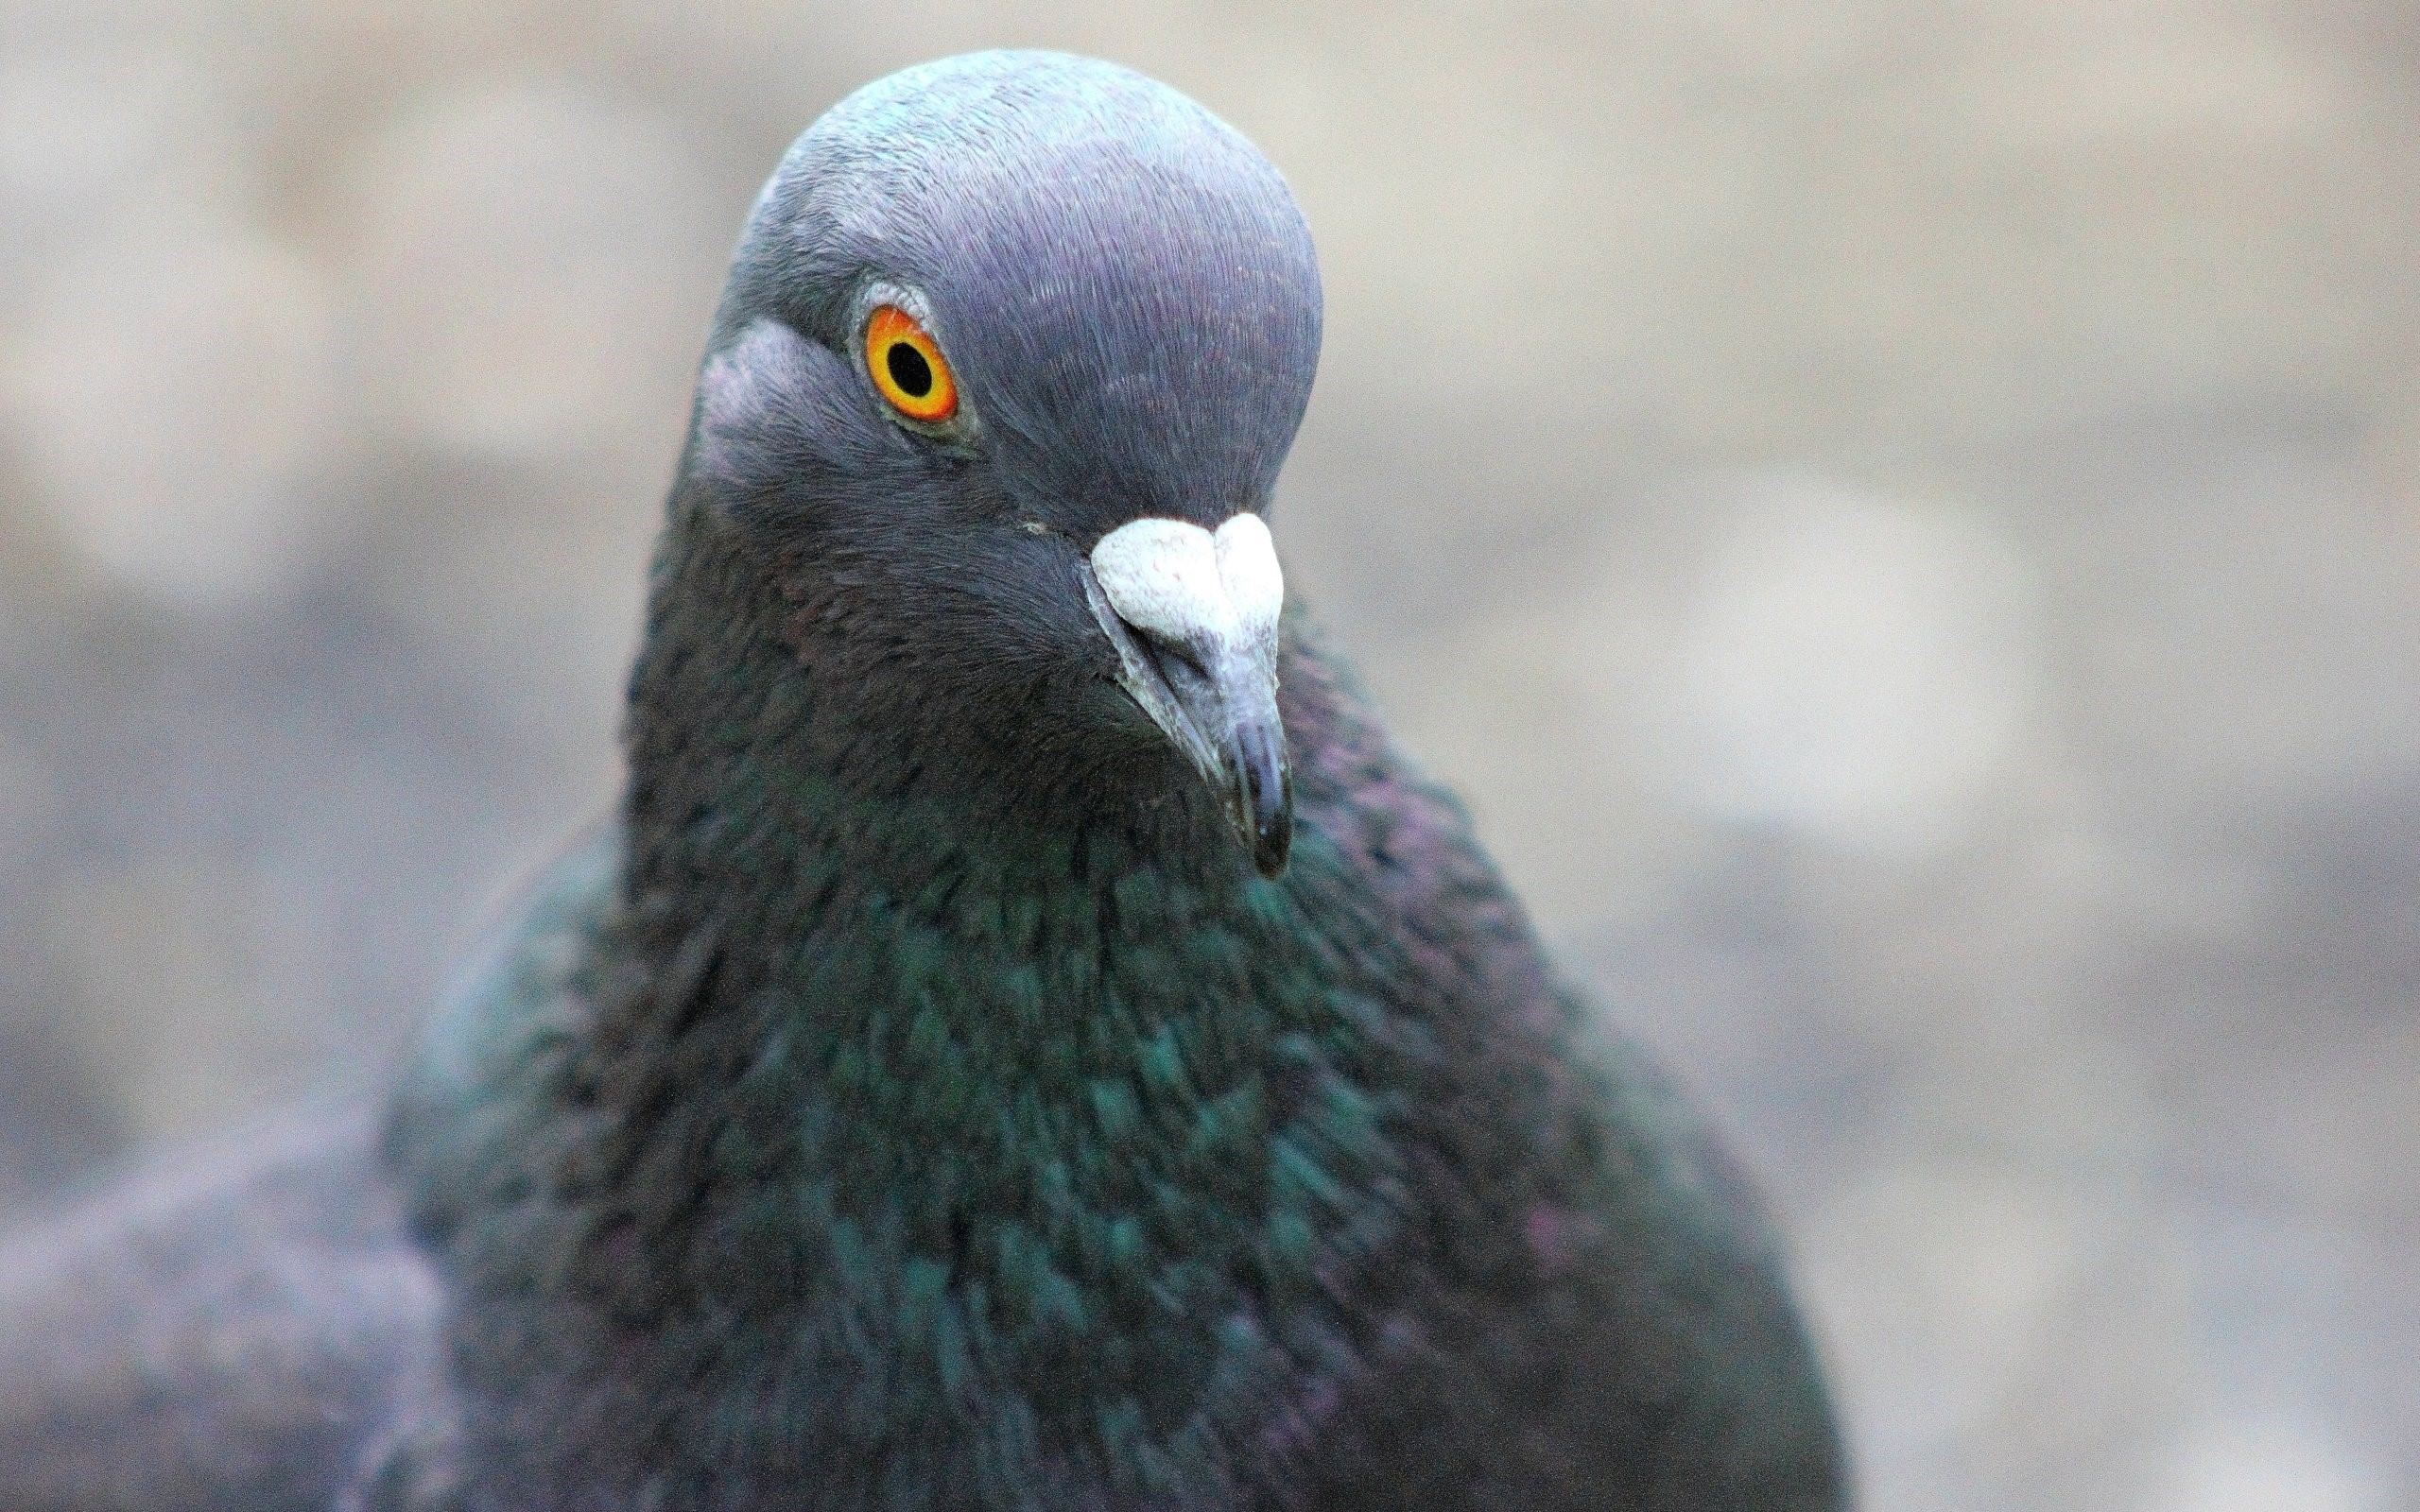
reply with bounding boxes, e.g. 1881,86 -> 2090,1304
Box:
1082,513 -> 1292,879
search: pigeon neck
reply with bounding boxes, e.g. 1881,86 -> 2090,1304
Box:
580,515 -> 1437,1433
417,508 -> 1537,1486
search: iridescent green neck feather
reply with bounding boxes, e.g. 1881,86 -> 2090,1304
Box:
392,501 -> 1575,1505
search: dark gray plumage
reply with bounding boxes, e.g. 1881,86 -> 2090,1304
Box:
0,51 -> 1849,1511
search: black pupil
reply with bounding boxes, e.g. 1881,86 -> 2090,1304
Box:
885,341 -> 934,399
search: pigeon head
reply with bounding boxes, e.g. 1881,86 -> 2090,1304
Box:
677,51 -> 1321,877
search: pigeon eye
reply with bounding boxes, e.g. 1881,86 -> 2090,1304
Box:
864,305 -> 959,424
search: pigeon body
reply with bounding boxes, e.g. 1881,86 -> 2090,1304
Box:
0,51 -> 1847,1511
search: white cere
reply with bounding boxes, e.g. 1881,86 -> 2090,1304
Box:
1090,514 -> 1284,658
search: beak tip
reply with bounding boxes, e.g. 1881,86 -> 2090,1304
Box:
1232,719 -> 1292,881
1251,811 -> 1292,880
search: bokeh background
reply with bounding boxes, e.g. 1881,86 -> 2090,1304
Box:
4,3 -> 2416,1507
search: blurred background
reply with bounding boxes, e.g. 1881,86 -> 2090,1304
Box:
2,2 -> 2415,1507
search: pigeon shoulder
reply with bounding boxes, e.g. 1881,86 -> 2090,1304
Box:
383,821 -> 624,1245
0,1106 -> 441,1512
1281,615 -> 1850,1506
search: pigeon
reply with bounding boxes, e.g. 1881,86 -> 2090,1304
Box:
0,50 -> 1849,1512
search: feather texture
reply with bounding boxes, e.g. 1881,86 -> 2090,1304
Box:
0,50 -> 1847,1511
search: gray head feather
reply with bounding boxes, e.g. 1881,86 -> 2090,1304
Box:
713,50 -> 1323,530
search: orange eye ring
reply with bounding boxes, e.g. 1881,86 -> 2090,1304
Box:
864,304 -> 959,424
